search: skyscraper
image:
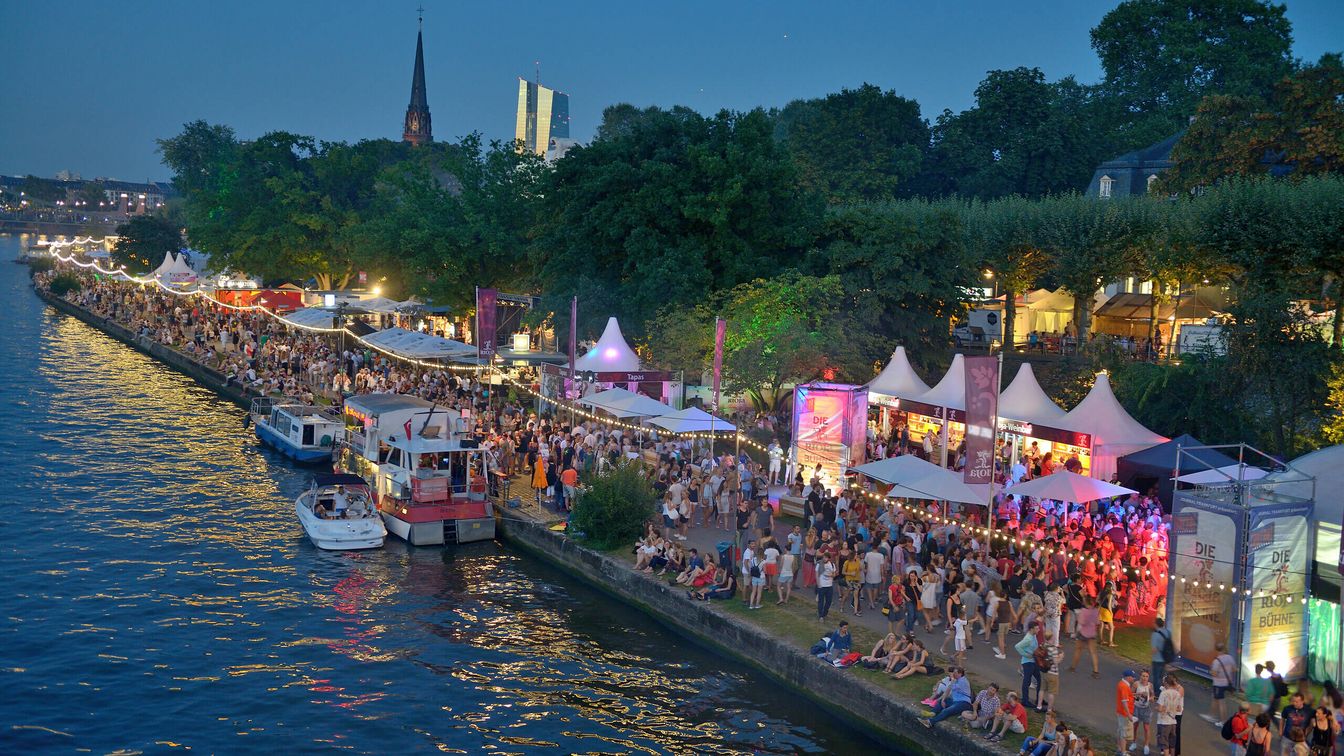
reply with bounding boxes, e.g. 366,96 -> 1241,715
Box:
402,16 -> 432,146
514,78 -> 569,156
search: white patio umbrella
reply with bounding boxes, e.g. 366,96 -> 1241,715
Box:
848,455 -> 988,505
1006,469 -> 1136,504
600,393 -> 673,418
1174,464 -> 1270,486
577,387 -> 639,410
649,406 -> 736,433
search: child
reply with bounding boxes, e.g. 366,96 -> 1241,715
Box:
953,606 -> 969,667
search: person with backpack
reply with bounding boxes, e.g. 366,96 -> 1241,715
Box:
1267,661 -> 1290,718
1223,702 -> 1252,756
1151,617 -> 1175,688
1247,664 -> 1274,716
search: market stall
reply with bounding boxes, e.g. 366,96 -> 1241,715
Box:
904,354 -> 968,467
866,346 -> 930,443
996,362 -> 1091,475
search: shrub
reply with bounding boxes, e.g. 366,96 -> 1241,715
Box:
26,256 -> 54,274
570,461 -> 656,550
47,272 -> 83,296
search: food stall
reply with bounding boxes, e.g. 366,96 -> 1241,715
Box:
866,346 -> 930,441
1061,371 -> 1166,481
996,362 -> 1091,474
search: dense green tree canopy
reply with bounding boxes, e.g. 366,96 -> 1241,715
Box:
112,215 -> 183,274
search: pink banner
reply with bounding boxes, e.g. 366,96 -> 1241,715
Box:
475,288 -> 497,359
568,296 -> 577,378
963,355 -> 999,484
712,317 -> 726,409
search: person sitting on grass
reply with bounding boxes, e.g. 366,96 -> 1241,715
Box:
860,633 -> 901,668
675,548 -> 706,585
882,634 -> 917,675
1017,716 -> 1063,756
984,691 -> 1029,742
693,568 -> 737,601
809,620 -> 852,661
892,639 -> 929,679
961,682 -> 1001,730
920,666 -> 973,728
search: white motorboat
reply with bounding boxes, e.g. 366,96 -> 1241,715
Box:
295,474 -> 387,550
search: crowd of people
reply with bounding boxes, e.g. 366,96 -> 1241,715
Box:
41,269 -> 1344,756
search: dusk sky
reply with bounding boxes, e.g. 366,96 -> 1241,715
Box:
3,0 -> 1341,181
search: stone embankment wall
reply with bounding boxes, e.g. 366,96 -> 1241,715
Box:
37,288 -> 253,409
497,515 -> 1004,756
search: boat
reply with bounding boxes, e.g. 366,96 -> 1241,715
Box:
338,394 -> 495,546
251,397 -> 344,464
294,473 -> 387,550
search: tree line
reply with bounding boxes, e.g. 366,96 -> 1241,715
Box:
132,0 -> 1343,457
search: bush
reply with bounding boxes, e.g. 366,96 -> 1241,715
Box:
570,461 -> 657,550
47,272 -> 83,296
26,256 -> 54,274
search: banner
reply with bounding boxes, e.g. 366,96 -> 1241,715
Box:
1241,501 -> 1312,681
790,383 -> 867,487
475,288 -> 497,359
963,355 -> 999,484
1167,491 -> 1243,676
712,317 -> 726,410
568,296 -> 577,378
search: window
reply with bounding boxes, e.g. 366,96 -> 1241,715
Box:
1098,175 -> 1113,199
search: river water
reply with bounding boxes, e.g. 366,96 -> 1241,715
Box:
0,236 -> 877,755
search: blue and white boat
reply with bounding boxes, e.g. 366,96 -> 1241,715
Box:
251,397 -> 343,465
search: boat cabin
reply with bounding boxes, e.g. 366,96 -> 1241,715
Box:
251,397 -> 343,463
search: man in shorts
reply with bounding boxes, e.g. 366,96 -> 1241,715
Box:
1116,669 -> 1137,754
984,691 -> 1028,742
863,546 -> 886,611
1155,674 -> 1182,756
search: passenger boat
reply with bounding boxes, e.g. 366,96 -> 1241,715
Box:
294,473 -> 387,550
251,397 -> 344,464
338,394 -> 495,546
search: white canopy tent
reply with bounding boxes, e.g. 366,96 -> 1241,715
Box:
849,455 -> 988,505
282,308 -> 340,330
164,253 -> 198,284
1061,372 -> 1167,481
1174,463 -> 1270,485
914,353 -> 967,412
357,296 -> 405,314
150,251 -> 177,279
998,363 -> 1067,425
360,327 -> 477,361
868,346 -> 930,401
649,406 -> 736,434
577,387 -> 639,409
600,393 -> 672,419
574,317 -> 641,372
1006,469 -> 1136,504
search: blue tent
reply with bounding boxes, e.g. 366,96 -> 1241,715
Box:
1116,434 -> 1239,507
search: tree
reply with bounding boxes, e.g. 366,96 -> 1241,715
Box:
78,181 -> 108,208
1035,194 -> 1130,339
157,120 -> 239,201
922,69 -> 1113,199
112,215 -> 182,274
775,83 -> 929,204
963,196 -> 1046,348
569,461 -> 656,550
531,105 -> 821,341
1090,0 -> 1294,140
1160,54 -> 1344,193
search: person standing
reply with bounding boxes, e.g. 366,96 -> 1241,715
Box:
1016,620 -> 1042,709
1280,694 -> 1314,756
767,440 -> 783,486
1069,595 -> 1102,678
816,554 -> 837,621
1156,674 -> 1183,756
1207,642 -> 1238,724
1246,664 -> 1274,716
1151,618 -> 1174,688
1118,669 -> 1138,755
1246,712 -> 1274,756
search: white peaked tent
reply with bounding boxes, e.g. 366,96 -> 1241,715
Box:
650,406 -> 736,433
914,353 -> 967,411
150,251 -> 177,279
574,317 -> 641,372
165,252 -> 198,284
998,363 -> 1067,425
1061,372 -> 1167,481
868,346 -> 930,400
849,455 -> 987,505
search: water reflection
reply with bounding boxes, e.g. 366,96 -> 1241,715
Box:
1,236 -> 876,754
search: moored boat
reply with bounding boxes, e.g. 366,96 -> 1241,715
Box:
295,473 -> 387,550
251,397 -> 343,464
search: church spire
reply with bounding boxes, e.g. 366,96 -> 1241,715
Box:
402,8 -> 432,146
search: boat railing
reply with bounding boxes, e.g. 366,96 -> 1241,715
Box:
409,475 -> 487,504
250,396 -> 274,418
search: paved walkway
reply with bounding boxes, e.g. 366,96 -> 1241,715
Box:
674,516 -> 1225,756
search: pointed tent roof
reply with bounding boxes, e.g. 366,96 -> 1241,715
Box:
868,346 -> 930,399
913,354 -> 966,411
573,317 -> 641,372
1062,372 -> 1167,479
998,363 -> 1066,425
166,252 -> 197,281
151,251 -> 176,277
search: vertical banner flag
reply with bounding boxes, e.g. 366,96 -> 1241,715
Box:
963,355 -> 999,484
569,296 -> 578,377
712,317 -> 726,410
1242,501 -> 1313,680
475,287 -> 497,359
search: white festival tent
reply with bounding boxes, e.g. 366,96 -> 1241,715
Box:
150,251 -> 177,279
164,252 -> 198,284
848,454 -> 988,505
868,346 -> 930,401
1173,463 -> 1270,486
573,317 -> 641,372
913,353 -> 967,412
1060,372 -> 1167,481
1006,469 -> 1137,504
357,297 -> 406,314
577,387 -> 639,409
997,363 -> 1067,425
650,406 -> 736,433
360,327 -> 477,361
281,308 -> 339,330
600,393 -> 673,419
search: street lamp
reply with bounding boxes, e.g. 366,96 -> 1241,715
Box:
983,269 -> 997,299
